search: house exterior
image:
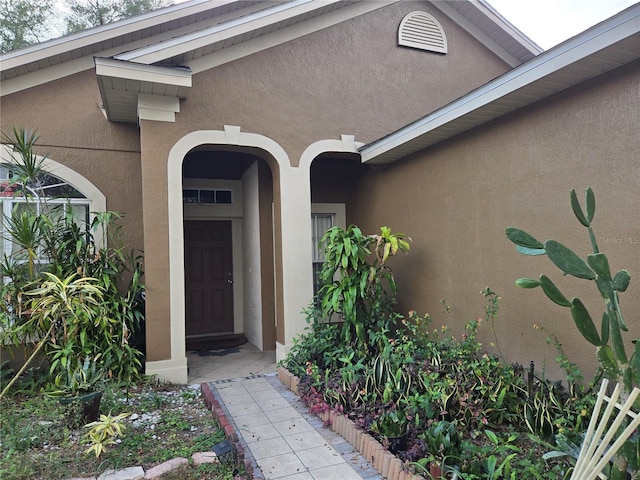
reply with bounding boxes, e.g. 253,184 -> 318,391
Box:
1,0 -> 638,384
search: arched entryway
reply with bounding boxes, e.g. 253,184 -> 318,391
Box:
156,127 -> 287,383
181,147 -> 276,352
145,128 -> 363,383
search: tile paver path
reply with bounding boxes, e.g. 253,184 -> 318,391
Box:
207,375 -> 383,480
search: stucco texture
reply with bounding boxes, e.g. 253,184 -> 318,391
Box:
130,1 -> 511,358
0,70 -> 144,262
178,1 -> 510,165
349,60 -> 640,381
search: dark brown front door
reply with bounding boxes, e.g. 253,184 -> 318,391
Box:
184,220 -> 234,336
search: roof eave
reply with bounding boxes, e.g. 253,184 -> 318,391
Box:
360,3 -> 640,164
95,57 -> 192,123
0,0 -> 238,73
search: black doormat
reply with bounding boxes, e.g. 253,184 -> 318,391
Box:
197,347 -> 240,357
186,334 -> 247,352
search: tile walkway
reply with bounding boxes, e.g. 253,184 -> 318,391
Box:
190,343 -> 382,480
187,342 -> 277,385
208,375 -> 383,480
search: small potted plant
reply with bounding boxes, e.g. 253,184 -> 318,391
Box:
47,356 -> 105,424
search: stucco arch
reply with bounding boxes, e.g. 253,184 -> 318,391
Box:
0,145 -> 107,245
298,135 -> 363,170
276,136 -> 364,360
154,130 -> 364,382
165,127 -> 289,376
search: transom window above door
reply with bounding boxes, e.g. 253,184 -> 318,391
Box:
183,188 -> 232,205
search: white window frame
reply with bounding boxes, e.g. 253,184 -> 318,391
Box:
0,145 -> 107,249
311,203 -> 346,299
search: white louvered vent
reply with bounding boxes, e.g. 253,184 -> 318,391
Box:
398,11 -> 447,54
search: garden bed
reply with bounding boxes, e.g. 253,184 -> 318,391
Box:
0,376 -> 248,480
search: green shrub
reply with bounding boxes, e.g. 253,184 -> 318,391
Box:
0,128 -> 144,395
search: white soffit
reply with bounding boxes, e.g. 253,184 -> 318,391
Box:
361,3 -> 640,164
95,57 -> 192,123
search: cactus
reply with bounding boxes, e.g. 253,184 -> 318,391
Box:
505,188 -> 638,393
506,188 -> 638,477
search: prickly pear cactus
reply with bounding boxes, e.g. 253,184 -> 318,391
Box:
505,188 -> 638,393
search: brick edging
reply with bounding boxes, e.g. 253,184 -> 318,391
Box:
276,366 -> 426,480
200,383 -> 255,478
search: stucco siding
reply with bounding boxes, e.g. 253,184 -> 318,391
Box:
258,161 -> 277,349
178,1 -> 510,165
350,60 -> 640,380
0,70 -> 144,271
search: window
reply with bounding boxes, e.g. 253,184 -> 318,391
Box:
182,188 -> 232,205
311,213 -> 334,299
0,165 -> 90,260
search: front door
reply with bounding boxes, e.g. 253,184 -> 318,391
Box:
184,220 -> 234,336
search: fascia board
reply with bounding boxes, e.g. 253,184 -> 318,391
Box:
94,57 -> 192,88
361,4 -> 640,163
431,1 -> 540,68
114,0 -> 344,65
1,57 -> 96,96
474,0 -> 543,55
0,0 -> 236,72
1,2 -> 270,95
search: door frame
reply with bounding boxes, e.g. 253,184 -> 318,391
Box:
183,178 -> 244,336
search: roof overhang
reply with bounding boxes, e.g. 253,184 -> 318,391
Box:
95,57 -> 192,123
114,0 -> 346,65
360,3 -> 640,164
1,0 -> 540,97
434,0 -> 542,67
0,0 -> 250,80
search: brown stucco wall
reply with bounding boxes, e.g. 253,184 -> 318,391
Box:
311,155 -> 365,209
349,60 -> 640,381
131,1 -> 512,356
178,0 -> 510,166
1,1 -> 518,363
0,70 -> 144,282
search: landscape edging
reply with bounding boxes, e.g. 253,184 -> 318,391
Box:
200,383 -> 254,478
276,367 -> 426,480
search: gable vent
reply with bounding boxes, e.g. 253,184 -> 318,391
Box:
398,11 -> 447,54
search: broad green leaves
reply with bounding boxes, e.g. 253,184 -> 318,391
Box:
570,298 -> 601,346
505,228 -> 544,250
506,187 -> 636,397
539,275 -> 571,307
318,225 -> 410,349
570,187 -> 595,227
